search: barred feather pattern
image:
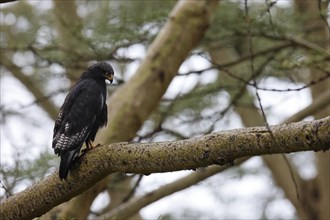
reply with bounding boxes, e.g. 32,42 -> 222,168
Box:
53,124 -> 88,154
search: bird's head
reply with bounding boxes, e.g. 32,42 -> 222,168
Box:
85,61 -> 114,83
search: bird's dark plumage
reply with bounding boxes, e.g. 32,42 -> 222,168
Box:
52,62 -> 114,180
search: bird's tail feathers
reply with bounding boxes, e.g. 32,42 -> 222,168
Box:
59,150 -> 78,180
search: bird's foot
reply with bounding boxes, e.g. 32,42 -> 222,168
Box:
82,142 -> 101,155
86,141 -> 93,149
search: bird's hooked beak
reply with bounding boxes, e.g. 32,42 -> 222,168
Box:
105,73 -> 114,84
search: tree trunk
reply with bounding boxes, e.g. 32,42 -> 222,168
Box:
47,0 -> 219,219
294,0 -> 330,219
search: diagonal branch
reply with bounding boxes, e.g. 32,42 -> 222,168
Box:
0,117 -> 329,220
0,55 -> 58,120
102,161 -> 248,220
98,0 -> 219,144
103,163 -> 244,220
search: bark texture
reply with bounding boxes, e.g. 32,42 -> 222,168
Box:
102,90 -> 328,219
0,117 -> 329,220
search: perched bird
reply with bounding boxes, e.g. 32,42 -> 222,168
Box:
52,62 -> 114,180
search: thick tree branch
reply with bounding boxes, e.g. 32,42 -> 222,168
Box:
101,89 -> 329,219
0,117 -> 329,220
98,0 -> 219,143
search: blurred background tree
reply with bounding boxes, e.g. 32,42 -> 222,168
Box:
0,0 -> 329,219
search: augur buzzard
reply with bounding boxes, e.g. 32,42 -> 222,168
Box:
52,62 -> 114,180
